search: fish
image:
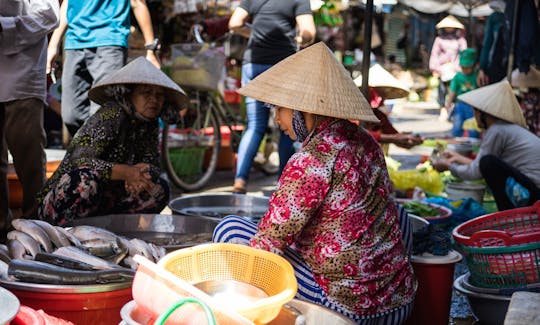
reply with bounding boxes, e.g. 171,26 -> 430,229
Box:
54,226 -> 83,247
8,259 -> 135,285
69,225 -> 118,244
33,220 -> 71,248
80,238 -> 123,258
129,238 -> 154,262
12,219 -> 54,253
121,256 -> 138,270
104,247 -> 129,265
7,239 -> 29,260
0,259 -> 9,279
7,230 -> 41,258
148,243 -> 166,262
34,252 -> 96,271
0,244 -> 11,263
53,246 -> 123,270
117,236 -> 138,256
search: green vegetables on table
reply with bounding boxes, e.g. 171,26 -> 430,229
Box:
402,201 -> 440,217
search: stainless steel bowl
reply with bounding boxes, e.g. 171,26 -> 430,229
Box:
69,213 -> 219,251
169,194 -> 269,223
454,274 -> 511,325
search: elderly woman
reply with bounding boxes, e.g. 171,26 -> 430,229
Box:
38,57 -> 188,226
213,43 -> 416,324
432,80 -> 540,211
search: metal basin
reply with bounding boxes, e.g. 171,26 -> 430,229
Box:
69,214 -> 218,251
169,194 -> 269,223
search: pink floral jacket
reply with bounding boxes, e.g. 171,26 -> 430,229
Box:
250,118 -> 416,316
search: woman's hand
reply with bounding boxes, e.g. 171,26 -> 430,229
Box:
112,163 -> 154,195
443,149 -> 472,165
381,133 -> 424,149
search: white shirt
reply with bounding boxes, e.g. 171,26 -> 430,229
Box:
450,122 -> 540,188
0,0 -> 59,103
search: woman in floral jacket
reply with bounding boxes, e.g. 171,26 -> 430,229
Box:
38,57 -> 188,226
213,43 -> 416,324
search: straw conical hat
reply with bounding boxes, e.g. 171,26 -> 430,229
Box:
353,64 -> 410,99
89,57 -> 188,109
436,15 -> 464,30
237,42 -> 378,122
457,80 -> 527,127
511,66 -> 540,89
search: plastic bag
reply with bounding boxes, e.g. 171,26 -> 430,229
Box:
389,168 -> 445,195
505,177 -> 530,207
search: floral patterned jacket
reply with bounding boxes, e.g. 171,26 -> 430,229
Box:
38,103 -> 162,201
250,118 -> 416,316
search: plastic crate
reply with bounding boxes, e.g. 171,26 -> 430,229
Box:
171,43 -> 225,91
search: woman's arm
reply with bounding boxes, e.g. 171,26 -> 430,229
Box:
228,7 -> 250,38
295,14 -> 316,48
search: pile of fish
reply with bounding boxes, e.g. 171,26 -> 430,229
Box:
0,219 -> 166,285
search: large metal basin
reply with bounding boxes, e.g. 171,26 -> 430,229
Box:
69,214 -> 218,251
169,194 -> 269,223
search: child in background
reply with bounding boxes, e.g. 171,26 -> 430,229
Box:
445,48 -> 480,137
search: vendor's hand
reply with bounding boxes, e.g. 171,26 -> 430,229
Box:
124,163 -> 154,195
443,150 -> 472,165
430,157 -> 451,172
387,133 -> 424,149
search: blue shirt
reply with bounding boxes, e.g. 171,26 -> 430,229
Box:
64,0 -> 130,50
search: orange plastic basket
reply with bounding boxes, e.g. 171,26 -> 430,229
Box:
158,243 -> 297,324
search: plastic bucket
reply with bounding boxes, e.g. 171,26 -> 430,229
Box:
405,250 -> 462,325
2,282 -> 132,325
446,182 -> 485,203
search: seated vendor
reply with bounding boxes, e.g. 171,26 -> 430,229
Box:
213,43 -> 417,324
37,57 -> 188,226
355,64 -> 424,149
431,80 -> 540,211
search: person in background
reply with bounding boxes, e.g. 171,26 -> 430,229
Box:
431,80 -> 540,211
46,0 -> 161,137
445,48 -> 480,137
477,0 -> 507,86
429,15 -> 467,120
37,58 -> 188,226
511,65 -> 540,137
0,0 -> 59,240
228,0 -> 316,193
355,63 -> 424,150
213,43 -> 416,324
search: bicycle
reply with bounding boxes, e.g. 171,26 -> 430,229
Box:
161,28 -> 279,192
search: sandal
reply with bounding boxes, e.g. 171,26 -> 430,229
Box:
232,178 -> 247,194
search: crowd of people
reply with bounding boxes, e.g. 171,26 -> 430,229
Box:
2,0 -> 540,323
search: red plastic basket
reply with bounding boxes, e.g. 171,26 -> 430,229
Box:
452,201 -> 540,288
453,200 -> 540,247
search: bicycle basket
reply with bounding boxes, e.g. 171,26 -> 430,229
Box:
169,147 -> 207,177
171,43 -> 225,91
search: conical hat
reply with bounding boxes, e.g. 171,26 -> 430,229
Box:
353,64 -> 410,99
457,80 -> 527,127
511,66 -> 540,89
237,42 -> 378,122
89,57 -> 188,109
436,15 -> 464,30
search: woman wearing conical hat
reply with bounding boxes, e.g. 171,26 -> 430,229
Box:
431,80 -> 540,211
37,57 -> 189,226
213,43 -> 417,323
429,15 -> 467,114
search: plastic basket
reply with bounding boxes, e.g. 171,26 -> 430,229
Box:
452,201 -> 540,288
158,243 -> 297,324
457,242 -> 540,288
453,200 -> 540,247
169,147 -> 206,177
171,43 -> 225,91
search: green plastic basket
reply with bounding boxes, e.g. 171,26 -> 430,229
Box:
457,241 -> 540,289
169,147 -> 206,177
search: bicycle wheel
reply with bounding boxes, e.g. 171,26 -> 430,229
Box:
161,93 -> 221,192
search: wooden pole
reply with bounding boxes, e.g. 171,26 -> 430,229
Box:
361,0 -> 374,97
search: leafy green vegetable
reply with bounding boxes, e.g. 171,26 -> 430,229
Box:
402,201 -> 440,217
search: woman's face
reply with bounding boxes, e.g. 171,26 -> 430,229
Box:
130,85 -> 166,119
274,106 -> 296,141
